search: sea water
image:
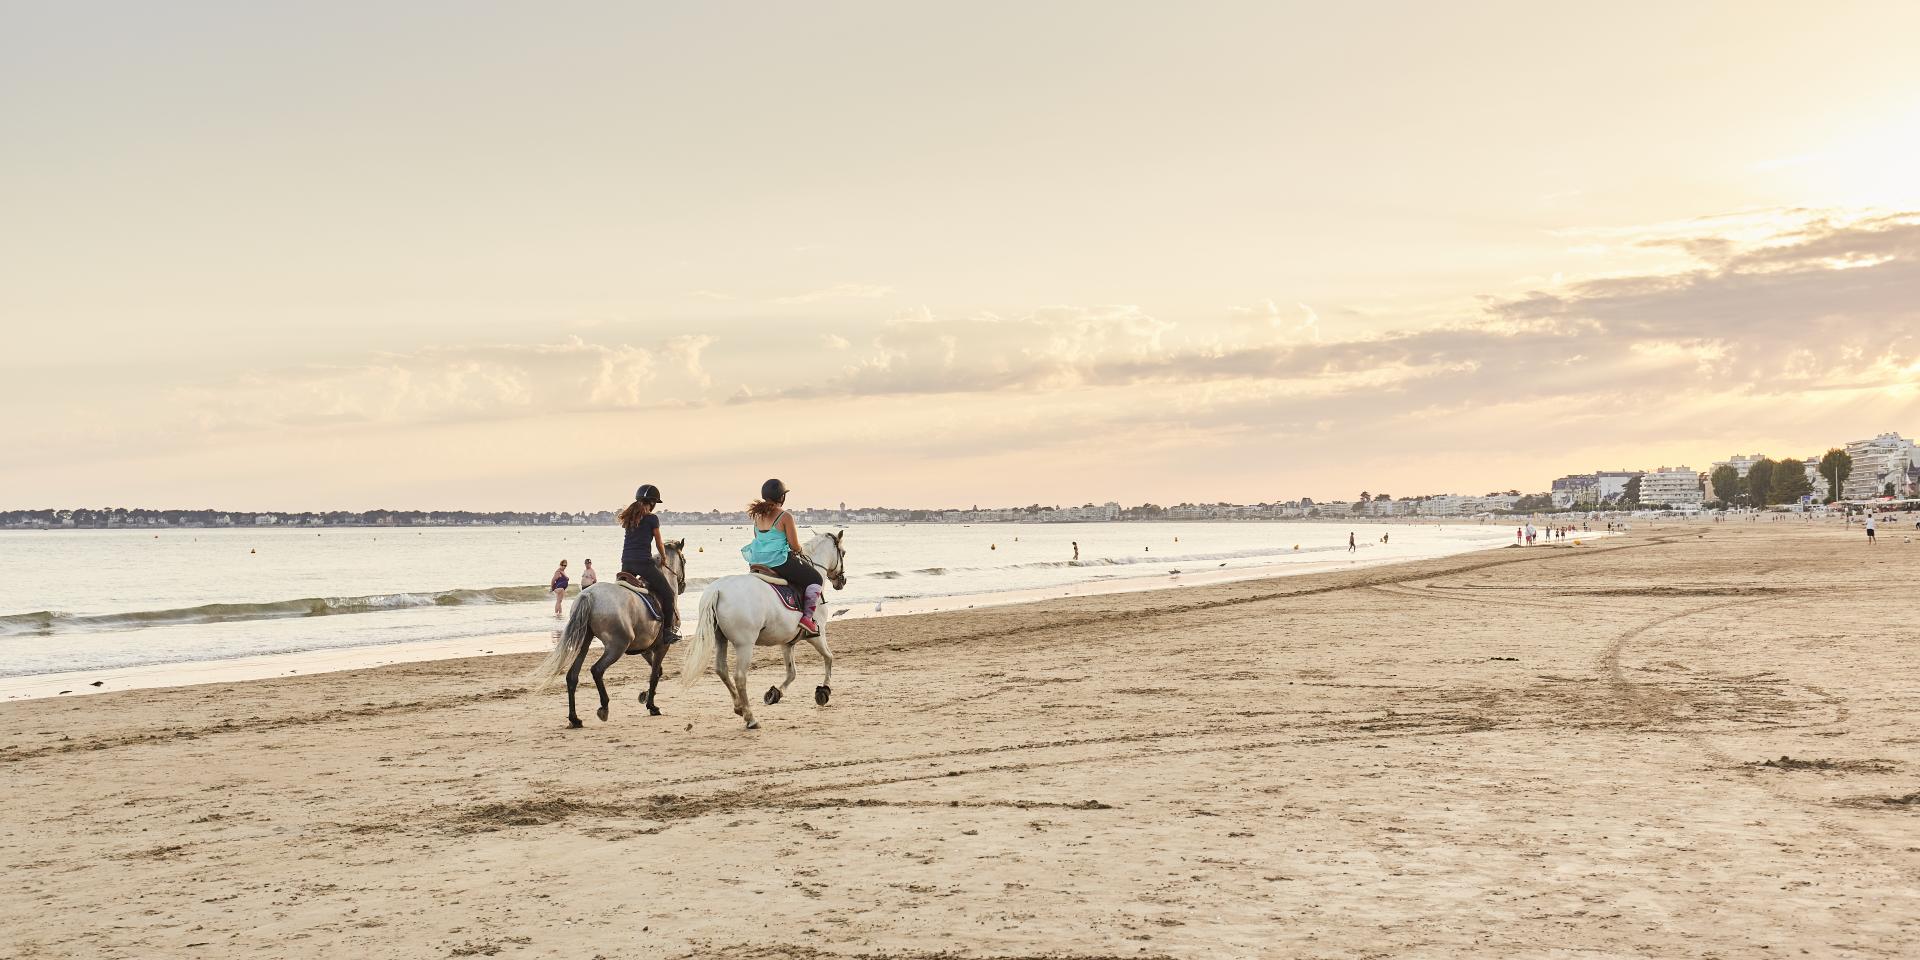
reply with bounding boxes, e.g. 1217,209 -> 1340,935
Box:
0,521 -> 1529,679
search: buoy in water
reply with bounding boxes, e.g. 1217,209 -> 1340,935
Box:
250,548 -> 256,554
991,544 -> 996,550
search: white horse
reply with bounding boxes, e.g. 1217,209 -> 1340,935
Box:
678,531 -> 848,729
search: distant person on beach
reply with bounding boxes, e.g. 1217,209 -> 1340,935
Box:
549,560 -> 569,617
1072,541 -> 1080,561
580,559 -> 597,590
1348,532 -> 1356,553
618,484 -> 679,643
1865,513 -> 1877,544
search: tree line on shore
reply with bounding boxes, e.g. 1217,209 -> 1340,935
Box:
1707,449 -> 1856,509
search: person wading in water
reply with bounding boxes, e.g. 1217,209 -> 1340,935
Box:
617,484 -> 679,644
741,478 -> 824,636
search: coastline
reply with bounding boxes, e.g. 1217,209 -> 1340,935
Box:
0,534 -> 1598,702
4,523 -> 1915,958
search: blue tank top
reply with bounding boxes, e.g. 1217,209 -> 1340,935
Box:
741,512 -> 792,566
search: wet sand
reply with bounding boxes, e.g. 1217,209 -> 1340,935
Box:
2,523 -> 1916,958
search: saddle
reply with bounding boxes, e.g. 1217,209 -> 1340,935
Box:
610,573 -> 671,652
748,564 -> 788,586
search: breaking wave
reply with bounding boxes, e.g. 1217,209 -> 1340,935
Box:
0,585 -> 567,638
0,544 -> 1352,639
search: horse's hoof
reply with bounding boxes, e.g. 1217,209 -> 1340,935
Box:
596,706 -> 609,722
568,718 -> 584,729
764,686 -> 782,705
745,719 -> 760,730
648,707 -> 662,717
815,685 -> 831,705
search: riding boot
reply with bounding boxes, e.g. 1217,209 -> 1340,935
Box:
798,584 -> 822,636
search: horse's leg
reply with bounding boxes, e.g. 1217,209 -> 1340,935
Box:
732,635 -> 757,729
564,630 -> 595,729
589,627 -> 627,723
641,644 -> 664,716
804,632 -> 835,705
714,637 -> 741,715
767,641 -> 797,705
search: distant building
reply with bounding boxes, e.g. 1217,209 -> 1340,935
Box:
1801,456 -> 1830,502
1594,470 -> 1644,505
1843,433 -> 1917,499
1640,466 -> 1704,510
1550,474 -> 1597,508
1711,454 -> 1767,478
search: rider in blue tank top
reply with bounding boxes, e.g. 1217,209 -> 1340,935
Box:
744,478 -> 823,635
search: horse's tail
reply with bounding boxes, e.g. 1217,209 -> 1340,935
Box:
530,591 -> 594,692
678,588 -> 720,694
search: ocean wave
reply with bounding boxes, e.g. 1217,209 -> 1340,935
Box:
0,544 -> 1359,639
0,585 -> 563,638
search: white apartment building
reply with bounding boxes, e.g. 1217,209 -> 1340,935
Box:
1843,433 -> 1917,499
1477,494 -> 1521,513
1712,454 -> 1766,477
1801,456 -> 1831,503
1639,466 -> 1704,509
1594,471 -> 1644,504
1415,493 -> 1519,516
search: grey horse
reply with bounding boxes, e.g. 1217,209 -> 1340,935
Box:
530,540 -> 688,728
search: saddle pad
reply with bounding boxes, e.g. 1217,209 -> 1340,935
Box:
768,583 -> 801,612
614,581 -> 661,621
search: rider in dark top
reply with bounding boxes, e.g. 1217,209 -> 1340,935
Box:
618,484 -> 678,644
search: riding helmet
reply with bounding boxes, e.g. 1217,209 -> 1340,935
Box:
635,483 -> 663,504
761,478 -> 790,502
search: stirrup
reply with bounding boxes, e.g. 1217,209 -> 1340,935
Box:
797,617 -> 820,638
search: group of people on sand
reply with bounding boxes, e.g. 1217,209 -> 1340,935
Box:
547,478 -> 827,639
1516,523 -> 1578,545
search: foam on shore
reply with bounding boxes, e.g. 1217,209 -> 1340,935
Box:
0,538 -> 1627,702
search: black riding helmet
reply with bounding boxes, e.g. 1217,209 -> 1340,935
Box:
635,483 -> 663,504
761,478 -> 790,502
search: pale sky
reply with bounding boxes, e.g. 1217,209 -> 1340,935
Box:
5,2 -> 1920,511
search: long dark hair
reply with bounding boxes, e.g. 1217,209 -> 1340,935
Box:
747,499 -> 783,522
616,499 -> 654,529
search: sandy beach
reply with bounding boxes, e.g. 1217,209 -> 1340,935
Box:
3,522 -> 1916,959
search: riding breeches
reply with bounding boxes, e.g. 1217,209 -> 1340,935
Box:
623,560 -> 676,627
770,555 -> 823,594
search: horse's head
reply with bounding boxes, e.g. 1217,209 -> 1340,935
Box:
808,529 -> 848,590
662,538 -> 689,595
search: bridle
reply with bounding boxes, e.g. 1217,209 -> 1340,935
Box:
662,544 -> 688,596
802,536 -> 846,589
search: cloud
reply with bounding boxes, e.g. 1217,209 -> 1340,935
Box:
173,336 -> 715,433
733,211 -> 1920,416
731,305 -> 1174,402
771,282 -> 894,305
